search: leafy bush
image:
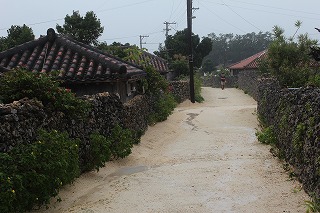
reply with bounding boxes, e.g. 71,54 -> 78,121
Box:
260,23 -> 319,87
142,65 -> 177,123
0,68 -> 90,118
85,133 -> 112,172
148,92 -> 177,124
194,73 -> 204,103
256,125 -> 277,145
170,55 -> 189,76
305,195 -> 320,213
0,130 -> 80,213
109,124 -> 135,159
308,74 -> 320,87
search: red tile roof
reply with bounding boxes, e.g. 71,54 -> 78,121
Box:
128,51 -> 169,74
228,50 -> 267,70
106,47 -> 169,74
0,28 -> 146,83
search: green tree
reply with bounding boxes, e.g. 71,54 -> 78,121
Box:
202,59 -> 214,73
170,54 -> 189,76
159,28 -> 212,68
261,22 -> 318,87
56,11 -> 104,45
195,37 -> 213,67
97,41 -> 132,59
0,24 -> 35,51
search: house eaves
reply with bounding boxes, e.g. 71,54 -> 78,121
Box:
0,28 -> 146,83
228,50 -> 267,70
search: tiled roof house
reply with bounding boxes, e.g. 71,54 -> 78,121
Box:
127,50 -> 170,75
107,47 -> 171,79
0,28 -> 146,102
228,50 -> 267,76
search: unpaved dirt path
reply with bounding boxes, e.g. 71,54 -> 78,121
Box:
34,87 -> 309,213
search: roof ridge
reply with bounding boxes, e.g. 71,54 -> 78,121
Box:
228,49 -> 267,69
57,34 -> 143,70
0,36 -> 48,59
244,50 -> 267,68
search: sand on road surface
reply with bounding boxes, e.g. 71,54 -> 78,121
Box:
34,87 -> 309,213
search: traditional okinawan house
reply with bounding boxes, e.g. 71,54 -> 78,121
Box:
118,48 -> 172,80
228,50 -> 267,76
0,28 -> 146,103
136,51 -> 171,80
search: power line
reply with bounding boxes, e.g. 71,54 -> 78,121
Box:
222,0 -> 320,16
95,0 -> 158,13
0,0 -> 159,32
199,1 -> 246,33
169,0 -> 185,21
201,0 -> 320,21
0,18 -> 64,31
98,30 -> 163,42
221,1 -> 262,31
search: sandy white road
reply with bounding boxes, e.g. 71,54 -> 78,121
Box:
34,87 -> 309,213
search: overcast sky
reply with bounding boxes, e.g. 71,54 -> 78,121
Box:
1,0 -> 320,53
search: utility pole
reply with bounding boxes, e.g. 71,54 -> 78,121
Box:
163,21 -> 176,63
164,21 -> 176,38
187,0 -> 195,103
139,35 -> 149,49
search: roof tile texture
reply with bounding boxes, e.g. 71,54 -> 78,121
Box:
0,29 -> 145,83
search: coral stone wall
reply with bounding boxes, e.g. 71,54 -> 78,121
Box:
258,78 -> 320,197
0,81 -> 189,166
123,95 -> 150,135
169,81 -> 190,102
238,70 -> 261,100
0,93 -> 126,169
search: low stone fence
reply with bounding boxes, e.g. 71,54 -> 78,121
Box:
238,70 -> 261,100
0,80 -> 189,169
0,93 -> 126,169
123,95 -> 150,136
169,81 -> 190,102
258,78 -> 320,198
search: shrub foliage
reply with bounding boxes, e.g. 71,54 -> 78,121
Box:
0,55 -> 183,211
259,23 -> 319,87
0,68 -> 90,118
0,130 -> 80,213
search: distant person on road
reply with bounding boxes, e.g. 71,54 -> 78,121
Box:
220,73 -> 226,90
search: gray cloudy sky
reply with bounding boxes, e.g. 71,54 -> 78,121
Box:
1,0 -> 320,53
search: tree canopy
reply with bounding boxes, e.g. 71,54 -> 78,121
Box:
97,41 -> 133,59
260,23 -> 319,87
155,28 -> 212,68
0,24 -> 35,51
56,11 -> 104,45
204,31 -> 272,69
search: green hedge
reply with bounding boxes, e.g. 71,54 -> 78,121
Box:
0,125 -> 136,212
0,67 -> 178,212
0,130 -> 80,212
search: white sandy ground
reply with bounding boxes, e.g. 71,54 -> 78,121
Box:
33,87 -> 310,213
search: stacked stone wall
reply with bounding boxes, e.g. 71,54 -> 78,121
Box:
0,81 -> 189,169
238,70 -> 261,100
258,79 -> 320,198
169,81 -> 190,102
